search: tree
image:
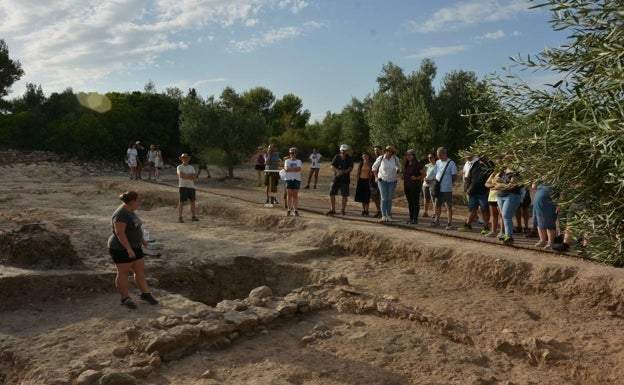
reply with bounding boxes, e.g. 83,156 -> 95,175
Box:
340,98 -> 370,154
470,0 -> 624,264
435,70 -> 480,158
0,39 -> 24,112
179,87 -> 266,178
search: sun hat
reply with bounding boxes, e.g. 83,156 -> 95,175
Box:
385,145 -> 396,153
339,144 -> 349,151
179,153 -> 191,161
135,141 -> 141,144
289,147 -> 297,153
406,149 -> 416,155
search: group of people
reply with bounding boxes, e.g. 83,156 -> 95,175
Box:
455,153 -> 564,249
255,143 -> 566,251
125,141 -> 164,181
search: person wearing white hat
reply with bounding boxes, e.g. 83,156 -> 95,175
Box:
325,144 -> 353,216
177,153 -> 199,223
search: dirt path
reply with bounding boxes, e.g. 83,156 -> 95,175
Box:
1,162 -> 623,385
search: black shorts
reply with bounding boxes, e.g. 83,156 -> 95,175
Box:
329,182 -> 350,197
255,164 -> 265,171
179,187 -> 196,202
109,247 -> 144,264
149,161 -> 155,167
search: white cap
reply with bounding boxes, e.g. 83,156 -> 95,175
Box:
339,144 -> 349,151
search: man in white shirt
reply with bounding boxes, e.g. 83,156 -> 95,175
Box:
177,153 -> 199,223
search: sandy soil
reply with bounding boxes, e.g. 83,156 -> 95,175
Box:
1,159 -> 624,385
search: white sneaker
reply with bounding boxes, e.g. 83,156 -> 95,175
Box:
543,243 -> 553,250
534,240 -> 548,247
380,216 -> 388,222
387,216 -> 394,222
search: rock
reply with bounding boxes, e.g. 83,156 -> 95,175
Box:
275,301 -> 298,318
248,307 -> 280,325
199,321 -> 236,338
223,311 -> 258,333
112,346 -> 132,358
124,366 -> 153,379
249,286 -> 272,299
216,299 -> 247,311
74,370 -> 102,385
98,372 -> 136,385
200,369 -> 214,379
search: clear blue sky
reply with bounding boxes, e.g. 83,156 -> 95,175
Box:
0,0 -> 565,122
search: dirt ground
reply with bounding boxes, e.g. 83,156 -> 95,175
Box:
1,158 -> 624,385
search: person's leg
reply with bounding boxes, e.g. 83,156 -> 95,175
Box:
313,169 -> 319,188
434,197 -> 442,223
387,181 -> 397,217
489,204 -> 500,234
537,227 -> 548,244
306,169 -> 313,187
413,187 -> 421,220
178,201 -> 184,218
499,197 -> 511,236
292,189 -> 299,210
190,200 -> 196,217
378,179 -> 389,217
341,196 -> 348,213
131,259 -> 150,293
503,195 -> 520,237
115,263 -> 133,299
329,194 -> 336,211
405,187 -> 415,220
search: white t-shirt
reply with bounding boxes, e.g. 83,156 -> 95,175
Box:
127,148 -> 138,167
309,153 -> 322,169
372,154 -> 401,183
177,164 -> 196,188
283,159 -> 302,181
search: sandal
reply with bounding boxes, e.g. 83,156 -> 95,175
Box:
140,292 -> 158,305
121,297 -> 137,309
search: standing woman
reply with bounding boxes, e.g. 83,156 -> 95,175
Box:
494,164 -> 522,244
107,191 -> 158,309
354,152 -> 373,216
252,146 -> 265,187
283,147 -> 302,216
422,153 -> 436,218
403,149 -> 426,224
372,146 -> 401,222
126,142 -> 138,180
154,145 -> 163,182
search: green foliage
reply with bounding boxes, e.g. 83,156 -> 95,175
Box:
470,0 -> 624,264
0,39 -> 24,112
179,87 -> 267,178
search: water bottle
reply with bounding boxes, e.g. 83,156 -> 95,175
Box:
143,228 -> 150,241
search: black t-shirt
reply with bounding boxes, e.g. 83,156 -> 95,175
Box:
331,154 -> 354,184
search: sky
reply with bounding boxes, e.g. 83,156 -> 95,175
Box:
0,0 -> 566,122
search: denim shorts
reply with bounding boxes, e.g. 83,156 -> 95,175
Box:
468,193 -> 488,211
285,180 -> 301,189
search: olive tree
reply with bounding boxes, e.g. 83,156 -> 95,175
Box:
471,0 -> 624,264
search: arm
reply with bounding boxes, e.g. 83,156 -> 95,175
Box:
113,222 -> 138,259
